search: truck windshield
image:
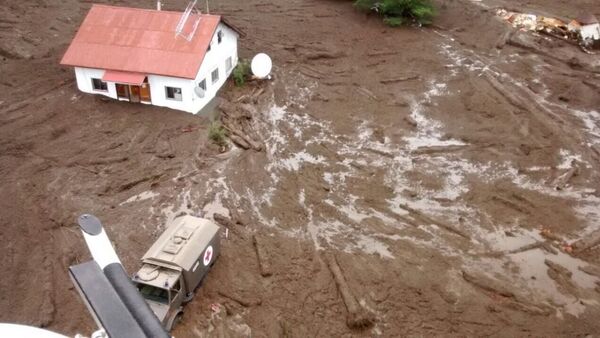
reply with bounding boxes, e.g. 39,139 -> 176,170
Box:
138,284 -> 169,304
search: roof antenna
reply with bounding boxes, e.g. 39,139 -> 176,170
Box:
175,0 -> 201,42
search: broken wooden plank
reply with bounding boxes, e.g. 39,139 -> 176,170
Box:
252,235 -> 273,277
324,252 -> 374,329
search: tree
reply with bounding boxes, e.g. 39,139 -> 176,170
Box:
354,0 -> 436,26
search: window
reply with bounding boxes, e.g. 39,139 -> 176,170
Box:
137,284 -> 169,304
211,68 -> 219,84
91,78 -> 107,91
165,86 -> 182,101
207,43 -> 211,52
217,30 -> 223,44
198,79 -> 206,91
225,57 -> 233,73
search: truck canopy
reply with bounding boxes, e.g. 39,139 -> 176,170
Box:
141,215 -> 220,272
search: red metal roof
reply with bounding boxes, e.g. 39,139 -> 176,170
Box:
60,5 -> 222,79
102,70 -> 146,85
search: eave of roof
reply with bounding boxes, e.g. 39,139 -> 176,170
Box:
60,4 -> 223,79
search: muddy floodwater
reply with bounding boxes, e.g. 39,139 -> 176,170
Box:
1,0 -> 600,336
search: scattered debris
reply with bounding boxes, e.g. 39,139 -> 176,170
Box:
570,229 -> 600,254
497,9 -> 600,50
462,270 -> 553,316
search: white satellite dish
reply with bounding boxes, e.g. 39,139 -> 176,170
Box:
194,86 -> 205,98
251,53 -> 272,79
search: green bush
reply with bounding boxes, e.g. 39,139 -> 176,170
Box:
232,59 -> 251,86
354,0 -> 436,26
208,121 -> 228,147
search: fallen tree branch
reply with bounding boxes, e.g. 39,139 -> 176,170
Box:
324,252 -> 374,329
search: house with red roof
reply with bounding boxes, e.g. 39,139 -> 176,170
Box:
60,4 -> 241,113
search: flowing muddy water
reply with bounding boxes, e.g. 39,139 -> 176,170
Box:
186,38 -> 600,318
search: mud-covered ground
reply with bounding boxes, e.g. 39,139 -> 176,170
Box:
1,0 -> 600,336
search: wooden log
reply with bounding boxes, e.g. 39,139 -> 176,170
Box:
399,204 -> 470,240
462,270 -> 552,315
86,156 -> 129,166
252,235 -> 273,277
324,253 -> 374,329
217,290 -> 261,307
579,264 -> 600,277
380,75 -> 420,84
117,173 -> 162,192
229,134 -> 250,150
213,213 -> 236,229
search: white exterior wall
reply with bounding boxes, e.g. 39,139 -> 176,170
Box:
147,75 -> 195,113
72,22 -> 239,114
190,23 -> 239,112
74,67 -> 117,99
581,23 -> 600,41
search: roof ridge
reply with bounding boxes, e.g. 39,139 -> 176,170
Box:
90,3 -> 221,19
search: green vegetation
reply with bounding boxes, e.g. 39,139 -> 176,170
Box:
208,121 -> 228,147
354,0 -> 436,26
232,59 -> 252,86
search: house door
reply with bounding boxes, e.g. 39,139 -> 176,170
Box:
130,85 -> 141,103
116,84 -> 129,100
140,79 -> 151,103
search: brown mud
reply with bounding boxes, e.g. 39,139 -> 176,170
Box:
1,0 -> 600,336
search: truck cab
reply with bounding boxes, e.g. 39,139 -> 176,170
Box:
132,215 -> 220,331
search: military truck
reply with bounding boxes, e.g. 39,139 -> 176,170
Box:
132,215 -> 221,331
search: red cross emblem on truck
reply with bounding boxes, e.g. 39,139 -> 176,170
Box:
203,246 -> 213,266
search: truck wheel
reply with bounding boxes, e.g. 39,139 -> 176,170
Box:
166,310 -> 183,332
183,291 -> 194,303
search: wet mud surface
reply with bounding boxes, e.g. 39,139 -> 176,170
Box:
1,0 -> 600,336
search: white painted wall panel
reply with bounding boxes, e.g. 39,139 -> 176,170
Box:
147,75 -> 196,113
581,24 -> 600,40
74,67 -> 117,99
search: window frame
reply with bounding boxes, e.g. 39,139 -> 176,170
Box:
165,86 -> 183,101
211,68 -> 219,84
225,57 -> 233,73
91,78 -> 108,92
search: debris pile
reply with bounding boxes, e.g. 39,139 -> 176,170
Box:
496,9 -> 600,49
